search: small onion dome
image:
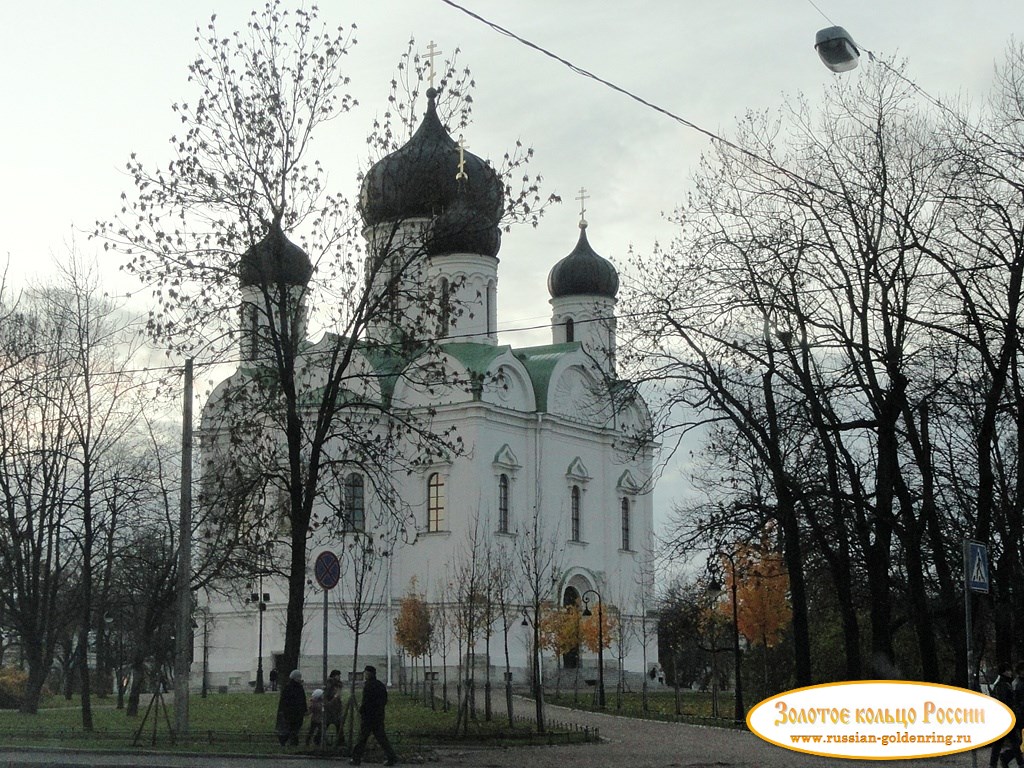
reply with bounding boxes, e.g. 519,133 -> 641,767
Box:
239,222 -> 313,288
426,182 -> 502,257
547,223 -> 619,299
359,88 -> 504,228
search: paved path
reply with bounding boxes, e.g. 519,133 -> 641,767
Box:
0,696 -> 985,768
435,695 -> 972,768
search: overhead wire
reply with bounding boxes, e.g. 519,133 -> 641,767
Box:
436,0 -> 837,197
23,6 -> 1003,382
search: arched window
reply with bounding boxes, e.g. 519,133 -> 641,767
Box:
621,497 -> 631,550
428,473 -> 446,532
570,485 -> 582,541
498,474 -> 510,533
343,473 -> 365,532
565,317 -> 575,343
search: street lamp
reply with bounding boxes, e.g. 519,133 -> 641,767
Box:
815,26 -> 860,72
707,556 -> 745,724
246,584 -> 270,694
521,607 -> 545,733
705,580 -> 724,718
580,589 -> 605,709
104,610 -> 127,709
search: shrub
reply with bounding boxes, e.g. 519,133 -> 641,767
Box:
0,667 -> 28,710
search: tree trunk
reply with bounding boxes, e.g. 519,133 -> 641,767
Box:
484,635 -> 492,721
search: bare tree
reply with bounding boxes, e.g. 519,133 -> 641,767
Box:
39,254 -> 150,730
0,289 -> 78,713
490,539 -> 518,726
515,509 -> 563,732
99,6 -> 554,678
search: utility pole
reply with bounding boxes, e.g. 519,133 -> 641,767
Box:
175,358 -> 194,736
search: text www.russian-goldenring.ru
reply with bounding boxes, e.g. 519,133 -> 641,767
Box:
789,732 -> 972,747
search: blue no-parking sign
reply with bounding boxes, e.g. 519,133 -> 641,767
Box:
314,550 -> 340,590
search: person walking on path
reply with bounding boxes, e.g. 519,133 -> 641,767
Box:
277,669 -> 308,747
349,665 -> 397,766
324,669 -> 345,747
306,689 -> 325,747
990,663 -> 1016,768
1009,661 -> 1024,768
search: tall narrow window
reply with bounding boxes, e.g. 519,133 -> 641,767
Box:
498,474 -> 510,533
621,497 -> 631,550
570,485 -> 581,541
387,265 -> 399,323
243,303 -> 259,361
439,278 -> 450,336
565,317 -> 575,343
487,281 -> 496,337
428,473 -> 446,532
343,473 -> 365,532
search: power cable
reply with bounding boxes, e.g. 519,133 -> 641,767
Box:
436,0 -> 836,196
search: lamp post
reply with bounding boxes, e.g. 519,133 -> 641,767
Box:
521,607 -> 545,733
705,580 -> 724,718
720,551 -> 745,723
580,589 -> 605,709
196,606 -> 209,699
247,581 -> 270,694
707,556 -> 744,724
104,609 -> 127,709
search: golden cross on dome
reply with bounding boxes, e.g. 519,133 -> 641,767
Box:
456,134 -> 469,181
425,40 -> 442,89
576,187 -> 589,228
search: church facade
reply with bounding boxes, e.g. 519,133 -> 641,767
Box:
196,85 -> 656,692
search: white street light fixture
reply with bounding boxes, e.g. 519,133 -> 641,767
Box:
815,26 -> 860,72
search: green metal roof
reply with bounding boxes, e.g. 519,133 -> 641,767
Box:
439,342 -> 511,376
235,337 -> 582,413
512,342 -> 580,412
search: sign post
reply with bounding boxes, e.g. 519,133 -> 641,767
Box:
314,550 -> 341,686
963,539 -> 989,768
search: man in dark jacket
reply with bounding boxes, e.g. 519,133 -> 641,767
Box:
991,664 -> 1016,768
277,669 -> 308,747
1008,662 -> 1024,768
349,665 -> 397,765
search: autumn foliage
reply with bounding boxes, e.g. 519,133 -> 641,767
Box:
722,536 -> 791,649
394,583 -> 432,659
540,598 -> 617,656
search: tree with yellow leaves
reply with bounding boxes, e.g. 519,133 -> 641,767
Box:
394,579 -> 432,703
539,601 -> 584,699
724,539 -> 791,650
722,533 -> 791,698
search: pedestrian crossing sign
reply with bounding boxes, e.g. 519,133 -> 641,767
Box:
965,540 -> 989,594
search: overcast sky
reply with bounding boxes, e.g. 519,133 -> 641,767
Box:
2,0 -> 1022,535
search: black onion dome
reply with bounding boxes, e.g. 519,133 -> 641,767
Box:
426,182 -> 502,257
359,88 -> 504,230
239,222 -> 313,288
547,224 -> 619,299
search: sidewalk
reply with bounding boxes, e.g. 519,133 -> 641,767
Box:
0,694 -> 980,768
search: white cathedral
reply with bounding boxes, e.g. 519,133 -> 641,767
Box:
196,84 -> 656,692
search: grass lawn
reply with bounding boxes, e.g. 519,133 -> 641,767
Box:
0,691 -> 589,755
